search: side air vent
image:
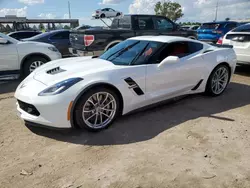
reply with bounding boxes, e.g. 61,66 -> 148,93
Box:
124,77 -> 144,96
47,67 -> 66,75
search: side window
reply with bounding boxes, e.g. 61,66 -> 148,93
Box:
152,42 -> 191,63
225,23 -> 237,30
188,42 -> 203,53
154,18 -> 174,30
136,16 -> 154,30
51,32 -> 69,40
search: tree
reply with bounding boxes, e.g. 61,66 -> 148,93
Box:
225,17 -> 230,21
57,23 -> 63,29
33,25 -> 38,31
63,25 -> 70,29
154,1 -> 184,22
39,23 -> 45,31
5,24 -> 12,32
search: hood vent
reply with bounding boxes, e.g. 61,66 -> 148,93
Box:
46,67 -> 66,75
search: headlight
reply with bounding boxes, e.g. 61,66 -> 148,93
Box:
38,78 -> 83,96
48,46 -> 58,52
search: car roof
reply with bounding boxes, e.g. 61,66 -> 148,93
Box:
129,36 -> 199,43
202,21 -> 238,24
8,30 -> 40,35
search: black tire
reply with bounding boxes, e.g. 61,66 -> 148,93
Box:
205,64 -> 230,97
23,56 -> 48,77
116,13 -> 121,17
74,87 -> 120,132
100,14 -> 105,18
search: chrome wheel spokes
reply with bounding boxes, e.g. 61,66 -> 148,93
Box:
211,67 -> 229,95
82,92 -> 117,129
29,61 -> 45,73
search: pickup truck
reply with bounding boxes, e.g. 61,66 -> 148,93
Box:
69,14 -> 198,56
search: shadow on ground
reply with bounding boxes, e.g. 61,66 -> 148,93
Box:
0,80 -> 20,94
27,81 -> 250,146
235,64 -> 250,77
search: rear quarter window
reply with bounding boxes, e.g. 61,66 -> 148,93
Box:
111,16 -> 131,29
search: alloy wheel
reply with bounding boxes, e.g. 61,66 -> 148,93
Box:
29,61 -> 45,73
82,92 -> 117,129
211,66 -> 229,95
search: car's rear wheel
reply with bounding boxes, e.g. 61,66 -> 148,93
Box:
116,13 -> 121,17
23,56 -> 48,77
205,64 -> 230,96
100,14 -> 105,18
74,87 -> 120,131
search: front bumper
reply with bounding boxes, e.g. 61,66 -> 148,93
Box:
15,77 -> 73,129
69,47 -> 103,57
48,51 -> 62,61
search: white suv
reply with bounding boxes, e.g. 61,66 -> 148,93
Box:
222,23 -> 250,65
0,32 -> 62,78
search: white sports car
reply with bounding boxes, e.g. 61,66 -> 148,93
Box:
15,36 -> 237,131
92,8 -> 122,19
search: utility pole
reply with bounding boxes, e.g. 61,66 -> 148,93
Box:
214,0 -> 219,22
68,1 -> 71,19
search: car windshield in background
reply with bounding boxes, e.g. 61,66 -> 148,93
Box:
24,32 -> 50,40
232,24 -> 250,32
99,40 -> 163,66
200,23 -> 220,30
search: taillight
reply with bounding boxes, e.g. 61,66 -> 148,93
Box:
212,30 -> 223,34
84,35 -> 95,46
96,11 -> 99,13
217,36 -> 223,45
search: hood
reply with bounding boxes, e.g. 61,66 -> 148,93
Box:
17,41 -> 53,47
32,56 -> 115,85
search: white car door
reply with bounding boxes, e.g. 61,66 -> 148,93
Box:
106,8 -> 116,17
145,41 -> 205,102
0,35 -> 19,72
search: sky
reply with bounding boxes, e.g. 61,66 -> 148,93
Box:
0,0 -> 249,26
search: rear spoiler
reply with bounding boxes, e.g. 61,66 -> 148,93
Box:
209,44 -> 233,48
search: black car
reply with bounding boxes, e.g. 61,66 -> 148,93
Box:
69,14 -> 198,56
7,31 -> 41,40
23,30 -> 71,57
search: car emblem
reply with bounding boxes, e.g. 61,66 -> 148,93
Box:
20,83 -> 27,89
75,37 -> 78,40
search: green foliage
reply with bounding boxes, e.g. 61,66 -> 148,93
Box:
63,25 -> 70,29
154,1 -> 184,22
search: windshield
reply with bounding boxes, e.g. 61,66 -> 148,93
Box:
25,31 -> 52,40
99,40 -> 163,66
200,23 -> 221,30
0,32 -> 19,43
232,24 -> 250,32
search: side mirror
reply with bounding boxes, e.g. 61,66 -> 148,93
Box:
158,56 -> 180,68
0,38 -> 8,44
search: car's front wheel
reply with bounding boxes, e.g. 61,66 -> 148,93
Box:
74,87 -> 120,131
23,56 -> 48,77
205,64 -> 230,96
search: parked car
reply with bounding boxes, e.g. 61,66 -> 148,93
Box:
72,25 -> 103,31
197,21 -> 239,43
181,25 -> 200,31
69,14 -> 198,56
22,30 -> 70,57
92,8 -> 122,19
15,36 -> 236,131
7,31 -> 41,40
0,32 -> 61,78
221,23 -> 250,65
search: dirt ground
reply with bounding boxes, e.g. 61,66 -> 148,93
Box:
0,65 -> 250,188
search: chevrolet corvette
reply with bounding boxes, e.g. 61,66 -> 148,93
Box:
15,36 -> 237,131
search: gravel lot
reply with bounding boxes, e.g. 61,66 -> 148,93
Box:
0,65 -> 250,188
